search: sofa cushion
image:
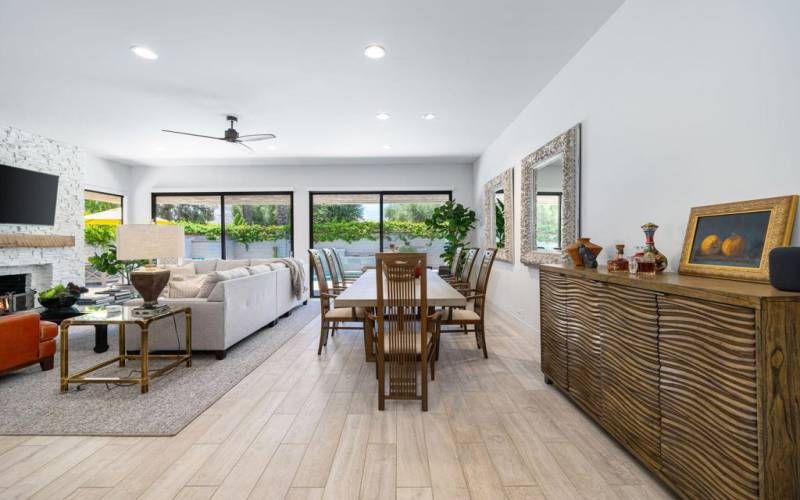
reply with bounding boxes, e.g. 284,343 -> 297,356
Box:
194,260 -> 217,274
216,259 -> 250,271
167,262 -> 196,278
248,265 -> 271,275
168,279 -> 202,298
248,258 -> 272,266
198,267 -> 250,298
269,262 -> 288,270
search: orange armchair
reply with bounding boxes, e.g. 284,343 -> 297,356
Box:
0,312 -> 57,374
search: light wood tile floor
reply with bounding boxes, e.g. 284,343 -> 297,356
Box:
0,310 -> 675,499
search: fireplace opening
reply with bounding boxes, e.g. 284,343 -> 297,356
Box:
0,273 -> 34,313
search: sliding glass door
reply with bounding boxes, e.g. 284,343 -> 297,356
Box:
152,192 -> 293,261
309,191 -> 451,296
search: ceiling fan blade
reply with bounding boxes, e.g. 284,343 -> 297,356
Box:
238,134 -> 276,142
236,141 -> 255,152
162,130 -> 224,140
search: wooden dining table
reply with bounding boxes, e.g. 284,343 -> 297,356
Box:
334,269 -> 467,361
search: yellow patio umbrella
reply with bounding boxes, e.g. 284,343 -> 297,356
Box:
84,208 -> 171,225
84,208 -> 122,225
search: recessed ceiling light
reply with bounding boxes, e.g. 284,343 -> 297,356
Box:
364,44 -> 386,59
421,113 -> 436,120
382,144 -> 392,150
376,112 -> 391,120
130,45 -> 159,60
268,145 -> 277,151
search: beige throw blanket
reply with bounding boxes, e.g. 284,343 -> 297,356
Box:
272,258 -> 308,300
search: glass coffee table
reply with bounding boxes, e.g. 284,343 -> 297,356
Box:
59,305 -> 192,394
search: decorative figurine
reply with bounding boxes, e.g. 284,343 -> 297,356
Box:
641,223 -> 668,272
579,244 -> 598,268
566,237 -> 602,267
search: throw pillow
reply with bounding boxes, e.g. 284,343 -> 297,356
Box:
168,279 -> 202,298
248,265 -> 271,275
216,259 -> 250,271
167,262 -> 196,278
196,267 -> 250,298
193,260 -> 217,274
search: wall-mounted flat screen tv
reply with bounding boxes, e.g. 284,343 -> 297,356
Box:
0,164 -> 59,225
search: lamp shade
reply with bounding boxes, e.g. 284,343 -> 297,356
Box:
116,224 -> 185,260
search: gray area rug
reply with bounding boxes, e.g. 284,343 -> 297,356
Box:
0,301 -> 319,436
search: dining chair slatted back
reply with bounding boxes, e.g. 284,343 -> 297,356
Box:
309,249 -> 332,316
448,247 -> 463,277
331,248 -> 350,282
458,247 -> 479,286
472,248 -> 498,320
374,252 -> 430,411
322,248 -> 345,290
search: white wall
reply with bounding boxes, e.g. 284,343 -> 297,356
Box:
473,0 -> 800,333
128,162 -> 474,262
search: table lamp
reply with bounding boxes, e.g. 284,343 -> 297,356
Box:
116,224 -> 185,309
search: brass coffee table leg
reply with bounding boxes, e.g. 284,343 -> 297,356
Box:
118,323 -> 126,367
60,323 -> 69,393
140,326 -> 149,394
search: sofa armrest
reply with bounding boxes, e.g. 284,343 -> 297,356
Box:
40,321 -> 58,342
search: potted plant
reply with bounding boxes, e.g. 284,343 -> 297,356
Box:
88,245 -> 148,286
424,200 -> 477,267
37,282 -> 88,311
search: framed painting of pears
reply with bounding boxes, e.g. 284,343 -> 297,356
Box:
678,195 -> 798,282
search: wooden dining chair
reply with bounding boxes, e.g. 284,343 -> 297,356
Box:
309,249 -> 366,355
322,247 -> 353,291
367,253 -> 441,411
439,247 -> 463,279
440,248 -> 497,359
445,247 -> 478,291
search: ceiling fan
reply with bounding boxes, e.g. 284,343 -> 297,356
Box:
162,115 -> 276,152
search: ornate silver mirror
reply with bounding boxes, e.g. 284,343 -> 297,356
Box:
520,124 -> 580,266
484,167 -> 513,262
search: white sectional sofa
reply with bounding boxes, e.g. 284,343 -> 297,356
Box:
125,258 -> 309,359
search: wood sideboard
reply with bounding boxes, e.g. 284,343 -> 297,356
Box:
539,264 -> 800,500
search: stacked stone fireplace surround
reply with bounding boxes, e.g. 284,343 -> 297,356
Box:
0,126 -> 84,294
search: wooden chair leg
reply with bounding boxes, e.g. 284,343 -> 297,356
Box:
479,323 -> 488,359
378,355 -> 386,411
331,321 -> 337,337
421,357 -> 428,412
317,322 -> 326,355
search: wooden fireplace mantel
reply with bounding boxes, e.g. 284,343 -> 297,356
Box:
0,234 -> 75,248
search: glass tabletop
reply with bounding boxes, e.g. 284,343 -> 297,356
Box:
64,305 -> 189,325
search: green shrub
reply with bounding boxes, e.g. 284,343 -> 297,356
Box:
84,224 -> 116,248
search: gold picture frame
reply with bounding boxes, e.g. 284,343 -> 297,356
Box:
679,195 -> 798,282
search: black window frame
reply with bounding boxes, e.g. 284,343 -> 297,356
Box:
535,191 -> 563,250
151,191 -> 295,260
308,190 -> 453,297
84,189 -> 125,223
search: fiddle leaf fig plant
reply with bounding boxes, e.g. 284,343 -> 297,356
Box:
424,200 -> 477,266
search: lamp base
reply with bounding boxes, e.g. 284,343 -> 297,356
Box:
130,268 -> 171,308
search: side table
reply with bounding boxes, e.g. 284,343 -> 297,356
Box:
60,306 -> 191,394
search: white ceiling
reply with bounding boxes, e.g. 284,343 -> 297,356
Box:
0,0 -> 623,167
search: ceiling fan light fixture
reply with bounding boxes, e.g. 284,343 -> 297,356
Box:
364,44 -> 386,59
130,45 -> 159,60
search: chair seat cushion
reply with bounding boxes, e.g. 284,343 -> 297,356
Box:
447,309 -> 480,322
325,307 -> 367,320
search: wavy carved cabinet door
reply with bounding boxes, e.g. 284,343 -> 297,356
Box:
600,284 -> 661,470
539,271 -> 568,388
658,295 -> 759,500
565,276 -> 604,419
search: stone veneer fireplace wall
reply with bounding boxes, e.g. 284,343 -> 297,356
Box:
0,126 -> 84,287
